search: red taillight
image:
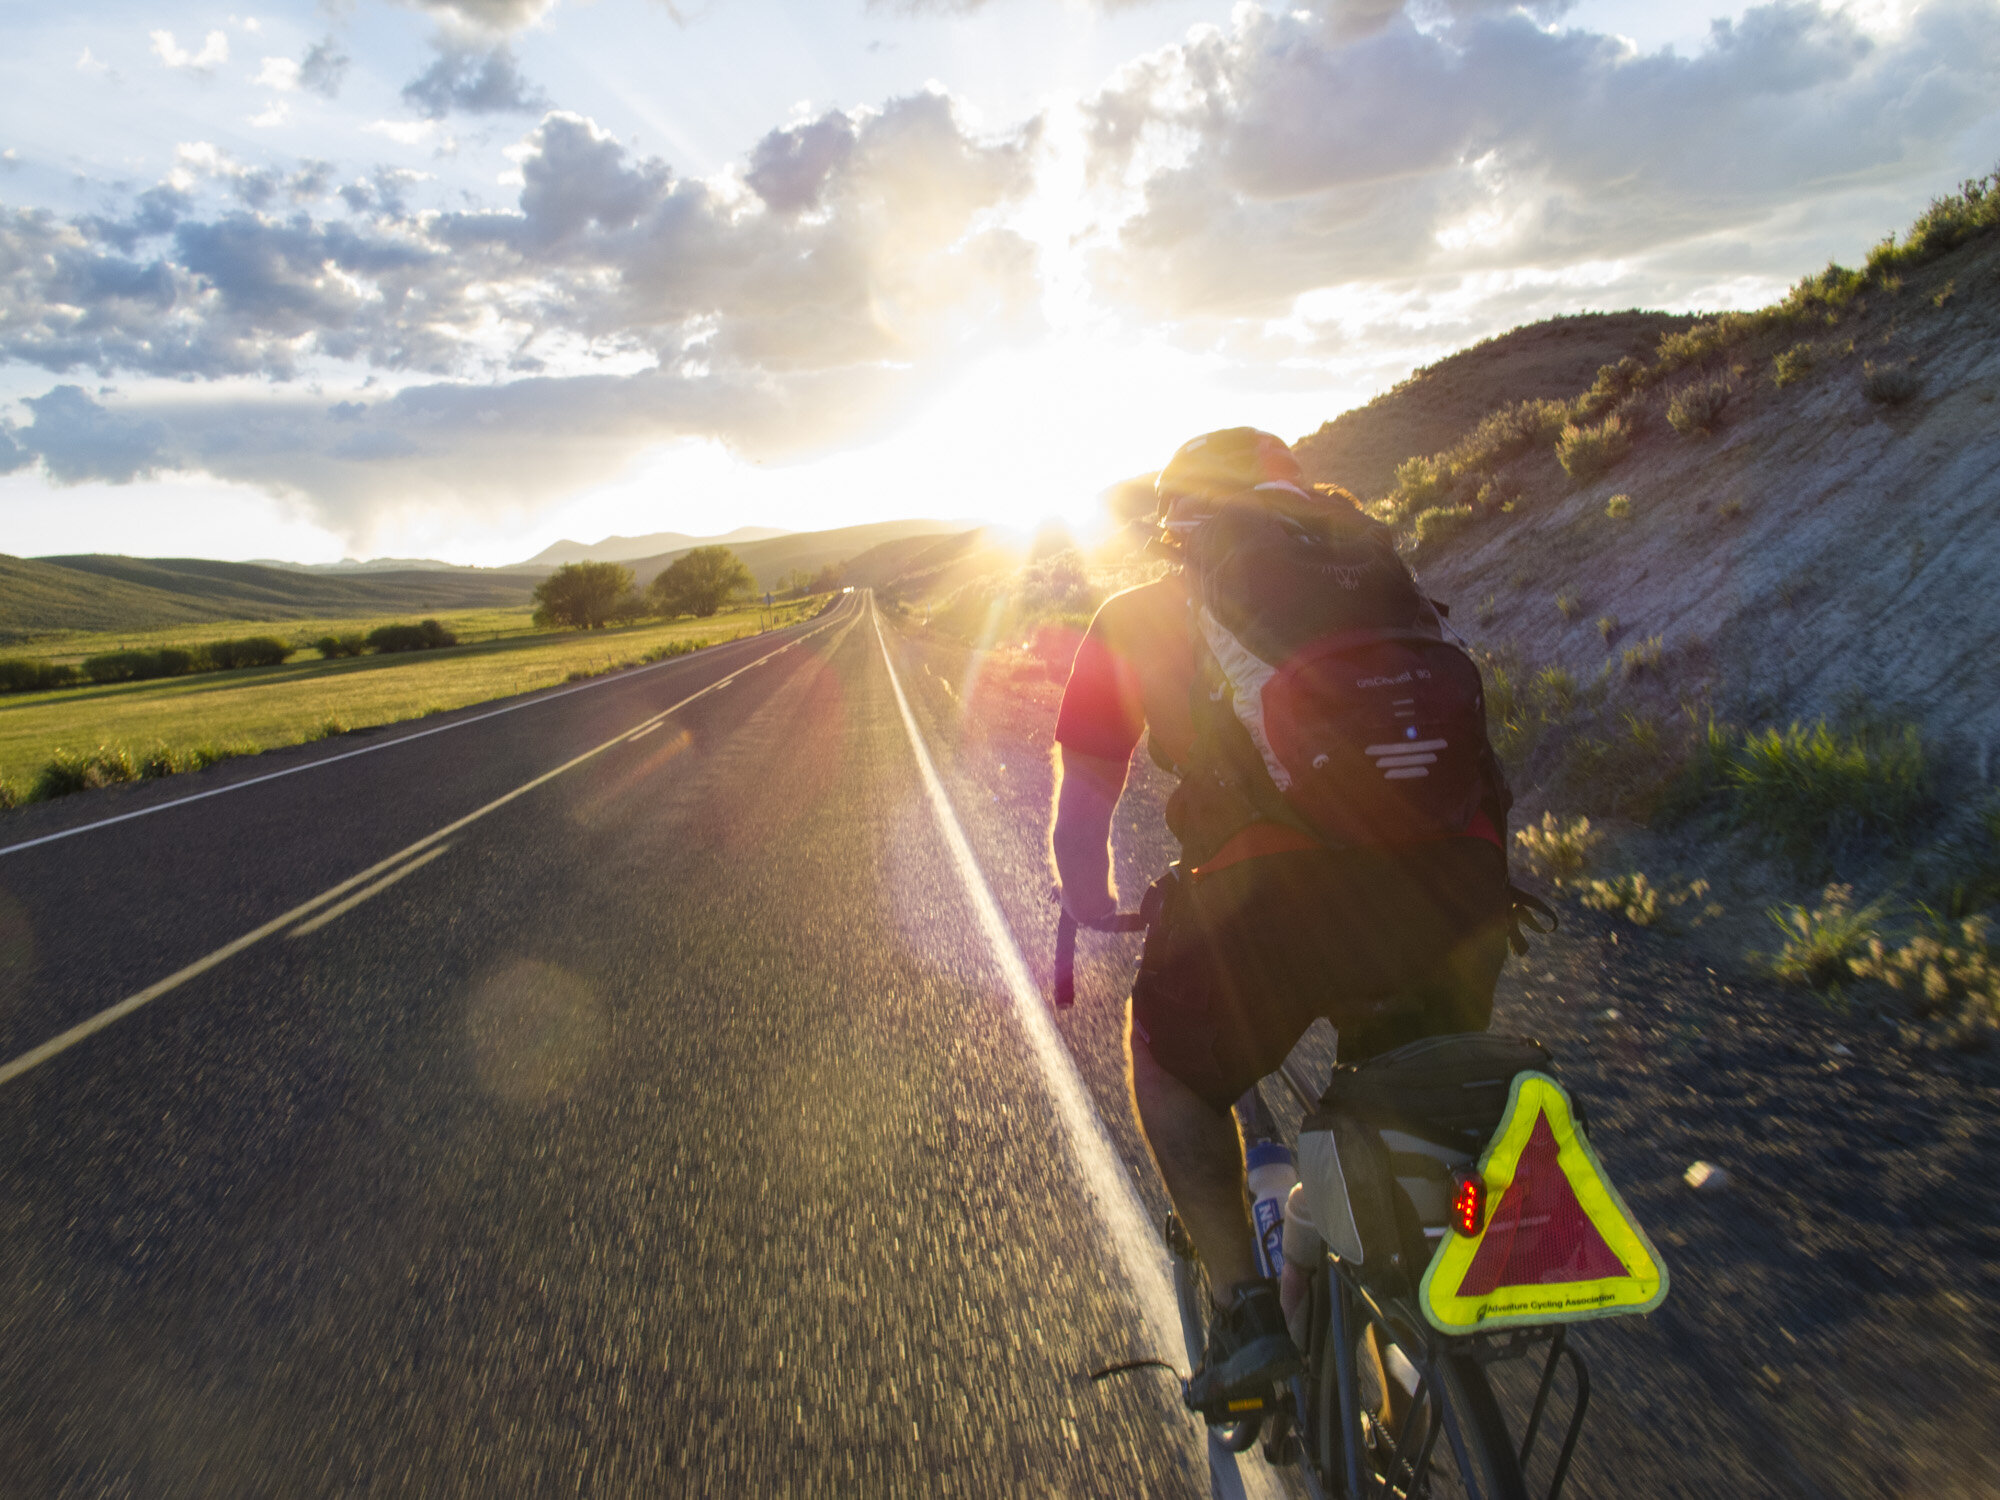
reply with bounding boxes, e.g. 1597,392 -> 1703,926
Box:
1453,1174 -> 1486,1237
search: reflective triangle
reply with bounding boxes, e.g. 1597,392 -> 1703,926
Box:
1420,1072 -> 1668,1333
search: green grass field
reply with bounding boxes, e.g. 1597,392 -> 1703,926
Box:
0,599 -> 822,797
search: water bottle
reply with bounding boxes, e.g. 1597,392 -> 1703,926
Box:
1245,1139 -> 1298,1283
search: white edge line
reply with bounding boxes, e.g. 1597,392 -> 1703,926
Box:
869,609 -> 1183,1355
872,605 -> 1292,1500
0,608 -> 850,1090
0,614 -> 825,860
289,842 -> 453,938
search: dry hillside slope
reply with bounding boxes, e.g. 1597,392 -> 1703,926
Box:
1417,226 -> 2000,771
1294,312 -> 1696,501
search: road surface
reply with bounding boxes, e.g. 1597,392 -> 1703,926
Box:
0,594 -> 1264,1497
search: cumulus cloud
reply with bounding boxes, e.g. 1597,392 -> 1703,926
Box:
0,93 -> 1040,536
151,29 -> 230,71
401,0 -> 558,33
1083,0 -> 2000,317
299,38 -> 351,98
401,42 -> 546,117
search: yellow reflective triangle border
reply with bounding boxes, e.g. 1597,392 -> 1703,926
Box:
1419,1071 -> 1668,1334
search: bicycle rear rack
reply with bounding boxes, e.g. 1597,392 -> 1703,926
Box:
1516,1326 -> 1589,1500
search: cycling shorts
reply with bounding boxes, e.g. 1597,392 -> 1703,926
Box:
1129,840 -> 1511,1113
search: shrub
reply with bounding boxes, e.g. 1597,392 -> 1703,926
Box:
1597,615 -> 1619,644
1579,872 -> 1718,929
1555,414 -> 1629,481
1412,504 -> 1474,550
1766,884 -> 1885,989
1656,315 -> 1752,373
1676,721 -> 1932,868
138,744 -> 182,779
200,636 -> 293,670
1554,591 -> 1583,622
316,634 -> 369,658
1514,811 -> 1603,884
1393,455 -> 1452,512
1666,375 -> 1733,435
1772,342 -> 1816,387
1604,493 -> 1633,520
0,658 -> 81,694
0,775 -> 19,811
82,648 -> 197,684
1850,914 -> 2000,1049
1621,635 -> 1664,678
34,745 -> 140,800
367,619 -> 459,653
1862,361 -> 1920,406
1865,171 -> 2000,281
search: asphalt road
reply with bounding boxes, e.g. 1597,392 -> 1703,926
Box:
0,594 -> 1246,1497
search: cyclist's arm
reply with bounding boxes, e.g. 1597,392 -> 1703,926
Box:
1052,746 -> 1128,924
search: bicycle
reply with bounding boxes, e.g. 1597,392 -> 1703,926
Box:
1058,898 -> 1663,1500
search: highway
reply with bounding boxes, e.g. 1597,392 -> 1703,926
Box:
0,593 -> 1263,1497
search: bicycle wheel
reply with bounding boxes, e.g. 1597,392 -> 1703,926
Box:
1316,1276 -> 1526,1500
1165,1214 -> 1260,1455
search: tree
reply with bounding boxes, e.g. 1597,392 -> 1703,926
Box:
650,545 -> 753,618
533,561 -> 634,629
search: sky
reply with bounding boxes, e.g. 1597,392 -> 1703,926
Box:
1,0 -> 1996,565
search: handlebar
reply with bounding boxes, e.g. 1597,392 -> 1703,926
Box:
1052,906 -> 1148,1009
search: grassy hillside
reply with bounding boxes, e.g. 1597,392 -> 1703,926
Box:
4,607 -> 542,667
41,555 -> 536,619
1293,311 -> 1697,502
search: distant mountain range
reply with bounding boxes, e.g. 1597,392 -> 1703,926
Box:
3,519 -> 973,643
516,526 -> 793,568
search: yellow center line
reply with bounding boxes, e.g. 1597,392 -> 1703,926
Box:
288,843 -> 454,939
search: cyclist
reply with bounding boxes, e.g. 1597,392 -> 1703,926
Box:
1050,427 -> 1512,1411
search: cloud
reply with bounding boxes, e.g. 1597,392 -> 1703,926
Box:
1,94 -> 1041,538
401,41 -> 546,117
299,38 -> 351,98
9,386 -> 171,485
1082,0 -> 2000,318
151,29 -> 230,71
255,56 -> 301,91
400,0 -> 558,33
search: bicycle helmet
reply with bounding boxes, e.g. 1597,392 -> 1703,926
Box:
1154,427 -> 1307,534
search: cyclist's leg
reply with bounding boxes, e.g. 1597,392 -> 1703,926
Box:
1129,1028 -> 1257,1297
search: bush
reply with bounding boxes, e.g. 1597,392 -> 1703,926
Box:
1393,455 -> 1452,511
1862,361 -> 1920,406
1514,811 -> 1603,883
315,634 -> 368,658
1621,635 -> 1664,678
1656,315 -> 1752,373
200,636 -> 293,670
1555,414 -> 1630,481
1597,614 -> 1619,644
1676,721 -> 1932,868
366,619 -> 459,653
82,648 -> 198,684
1666,375 -> 1733,435
1766,884 -> 1885,989
1772,342 -> 1816,387
34,745 -> 140,799
535,561 -> 637,630
1554,591 -> 1582,622
1864,169 -> 2000,280
1604,493 -> 1633,520
1579,871 -> 1717,929
1850,914 -> 2000,1049
1412,504 -> 1474,550
0,658 -> 81,694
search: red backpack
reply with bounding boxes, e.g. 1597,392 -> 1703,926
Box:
1180,489 -> 1511,849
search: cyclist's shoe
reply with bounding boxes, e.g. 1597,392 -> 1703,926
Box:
1185,1279 -> 1303,1417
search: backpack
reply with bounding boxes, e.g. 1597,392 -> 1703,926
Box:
1180,489 -> 1511,849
